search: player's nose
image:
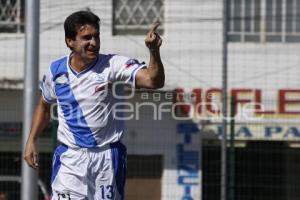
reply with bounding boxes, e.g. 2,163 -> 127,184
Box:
88,37 -> 96,47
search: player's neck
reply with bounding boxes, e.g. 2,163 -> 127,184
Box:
69,54 -> 96,73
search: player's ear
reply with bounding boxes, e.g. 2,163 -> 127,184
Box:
65,37 -> 75,50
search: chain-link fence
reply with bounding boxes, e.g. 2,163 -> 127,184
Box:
0,0 -> 300,199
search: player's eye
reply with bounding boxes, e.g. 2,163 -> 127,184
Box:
82,35 -> 92,40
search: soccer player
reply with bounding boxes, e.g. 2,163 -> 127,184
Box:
24,11 -> 164,200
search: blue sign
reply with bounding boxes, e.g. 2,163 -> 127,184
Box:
176,123 -> 200,200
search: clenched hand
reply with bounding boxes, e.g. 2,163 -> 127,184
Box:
145,22 -> 162,52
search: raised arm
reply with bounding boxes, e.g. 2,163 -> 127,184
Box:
24,96 -> 51,169
135,22 -> 165,89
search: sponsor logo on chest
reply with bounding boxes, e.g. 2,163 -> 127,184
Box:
91,73 -> 106,83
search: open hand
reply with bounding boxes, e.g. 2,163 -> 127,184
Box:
24,140 -> 39,169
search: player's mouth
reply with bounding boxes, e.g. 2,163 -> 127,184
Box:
87,49 -> 99,55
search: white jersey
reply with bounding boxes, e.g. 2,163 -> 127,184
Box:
40,53 -> 146,148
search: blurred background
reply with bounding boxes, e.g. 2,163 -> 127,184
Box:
0,0 -> 300,199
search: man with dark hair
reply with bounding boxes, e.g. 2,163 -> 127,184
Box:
64,11 -> 100,44
24,10 -> 164,200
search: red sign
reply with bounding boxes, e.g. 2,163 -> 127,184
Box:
175,88 -> 300,117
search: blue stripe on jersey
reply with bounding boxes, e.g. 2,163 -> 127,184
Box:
51,144 -> 68,183
50,57 -> 97,147
110,142 -> 127,200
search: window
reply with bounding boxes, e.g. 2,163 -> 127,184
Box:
112,0 -> 164,35
228,0 -> 300,42
0,0 -> 25,33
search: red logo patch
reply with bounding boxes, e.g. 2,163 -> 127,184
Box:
125,59 -> 139,68
94,85 -> 105,93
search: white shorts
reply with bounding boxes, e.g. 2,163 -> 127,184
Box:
50,142 -> 127,200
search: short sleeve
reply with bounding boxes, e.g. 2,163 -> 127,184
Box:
109,55 -> 147,88
40,68 -> 56,104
